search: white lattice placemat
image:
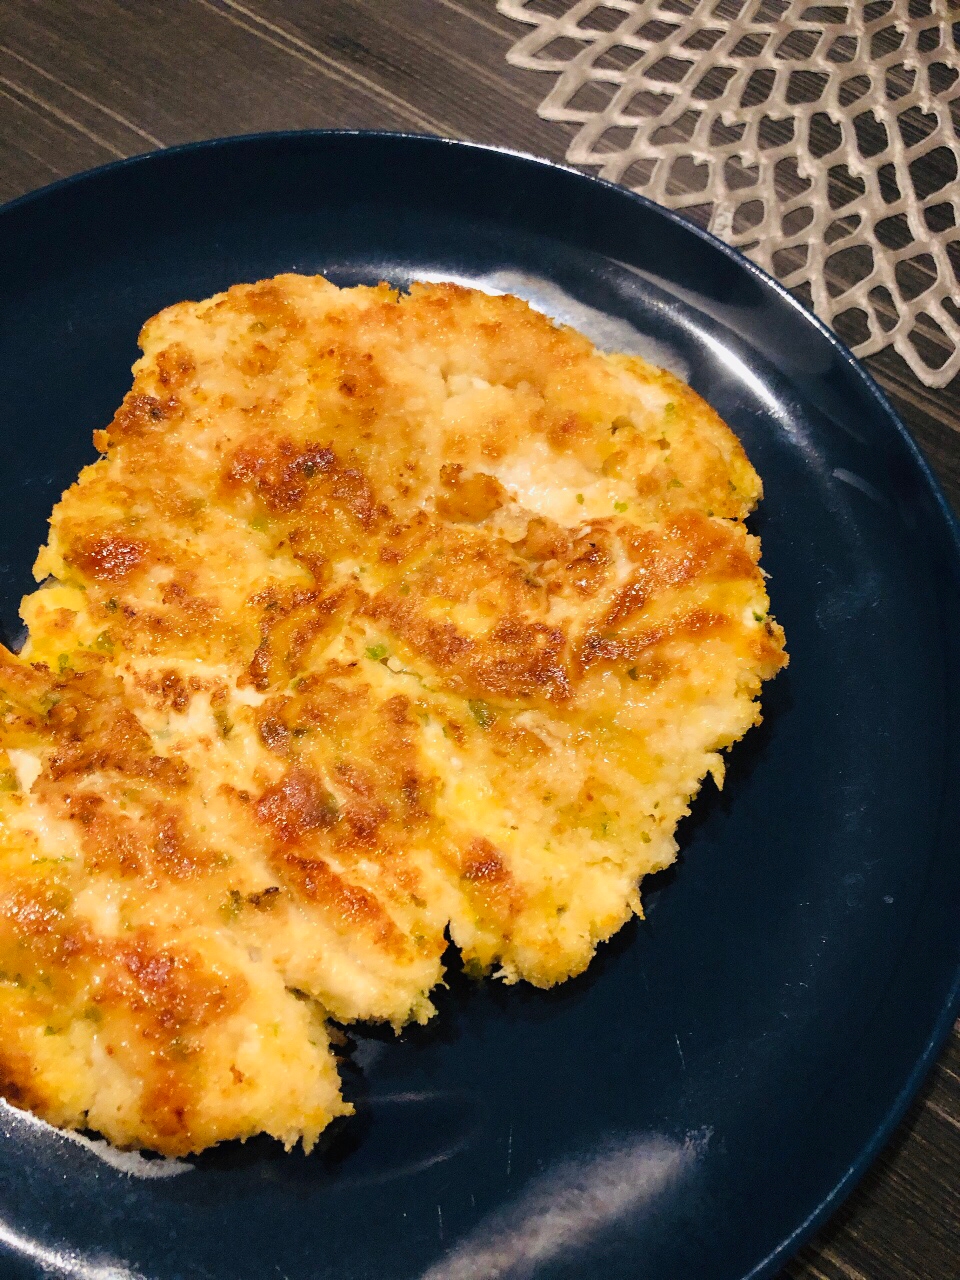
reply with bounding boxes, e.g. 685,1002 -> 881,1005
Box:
498,0 -> 960,388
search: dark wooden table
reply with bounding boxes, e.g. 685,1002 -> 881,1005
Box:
0,3 -> 957,1277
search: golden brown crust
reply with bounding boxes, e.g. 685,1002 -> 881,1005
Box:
0,274 -> 786,1154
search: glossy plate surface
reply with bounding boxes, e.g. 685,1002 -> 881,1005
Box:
0,132 -> 958,1280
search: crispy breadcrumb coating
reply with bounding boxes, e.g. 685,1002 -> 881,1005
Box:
0,277 -> 786,1154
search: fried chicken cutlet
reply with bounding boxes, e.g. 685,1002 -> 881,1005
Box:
0,276 -> 786,1154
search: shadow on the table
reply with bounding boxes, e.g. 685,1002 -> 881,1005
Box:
779,1043 -> 960,1280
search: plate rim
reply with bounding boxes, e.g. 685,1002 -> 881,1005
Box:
1,127 -> 959,1280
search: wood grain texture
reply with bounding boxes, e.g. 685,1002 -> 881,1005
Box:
0,3 -> 956,1276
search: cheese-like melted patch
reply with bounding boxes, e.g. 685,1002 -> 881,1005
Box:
0,276 -> 786,1155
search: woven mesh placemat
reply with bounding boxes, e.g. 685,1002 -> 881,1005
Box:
498,0 -> 960,387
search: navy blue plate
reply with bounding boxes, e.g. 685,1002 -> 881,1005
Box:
0,132 -> 958,1280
